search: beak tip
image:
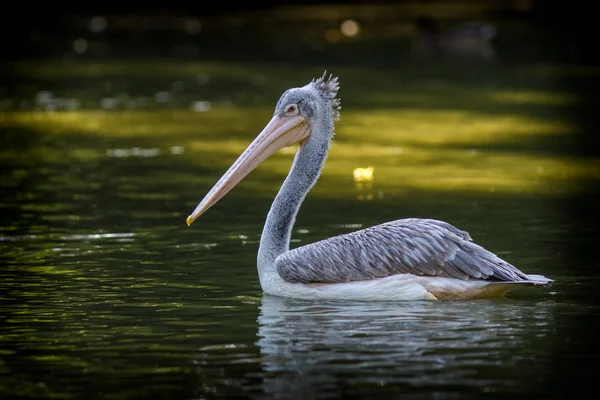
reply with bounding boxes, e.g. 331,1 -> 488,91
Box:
186,216 -> 194,226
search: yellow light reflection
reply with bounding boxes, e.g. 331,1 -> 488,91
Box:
341,109 -> 573,147
3,107 -> 599,198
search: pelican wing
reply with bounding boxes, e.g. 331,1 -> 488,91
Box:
275,218 -> 531,283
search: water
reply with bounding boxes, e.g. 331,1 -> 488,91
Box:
2,5 -> 600,399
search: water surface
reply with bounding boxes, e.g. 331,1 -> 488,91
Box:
2,6 -> 600,399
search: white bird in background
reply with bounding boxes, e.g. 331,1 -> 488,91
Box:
186,73 -> 551,301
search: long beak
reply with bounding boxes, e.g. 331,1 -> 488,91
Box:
186,114 -> 310,226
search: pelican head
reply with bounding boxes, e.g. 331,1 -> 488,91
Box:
186,72 -> 341,226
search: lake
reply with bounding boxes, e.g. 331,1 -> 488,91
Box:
2,4 -> 599,399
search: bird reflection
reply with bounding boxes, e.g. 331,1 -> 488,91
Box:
257,295 -> 554,397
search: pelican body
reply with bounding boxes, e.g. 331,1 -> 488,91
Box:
186,73 -> 551,301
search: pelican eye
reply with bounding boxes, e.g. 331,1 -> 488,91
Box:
285,104 -> 298,114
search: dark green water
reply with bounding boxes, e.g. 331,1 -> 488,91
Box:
2,6 -> 600,399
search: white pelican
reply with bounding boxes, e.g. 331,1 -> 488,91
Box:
186,73 -> 551,301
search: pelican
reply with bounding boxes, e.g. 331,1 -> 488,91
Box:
186,73 -> 551,301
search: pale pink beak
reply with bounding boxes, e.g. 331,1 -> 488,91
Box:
186,114 -> 310,226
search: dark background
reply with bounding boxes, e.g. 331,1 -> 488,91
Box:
1,1 -> 597,64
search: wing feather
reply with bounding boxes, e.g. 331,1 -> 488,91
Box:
275,218 -> 530,284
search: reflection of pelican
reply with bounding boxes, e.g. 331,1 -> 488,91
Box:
186,73 -> 551,300
257,295 -> 554,396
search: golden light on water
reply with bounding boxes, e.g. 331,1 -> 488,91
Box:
4,60 -> 599,200
4,107 -> 599,197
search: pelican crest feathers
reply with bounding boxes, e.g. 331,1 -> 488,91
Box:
310,71 -> 341,121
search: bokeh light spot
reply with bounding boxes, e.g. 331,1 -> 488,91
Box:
73,38 -> 88,54
90,16 -> 107,33
340,19 -> 360,37
185,19 -> 202,35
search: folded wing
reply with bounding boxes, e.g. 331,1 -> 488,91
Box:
276,218 -> 533,284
